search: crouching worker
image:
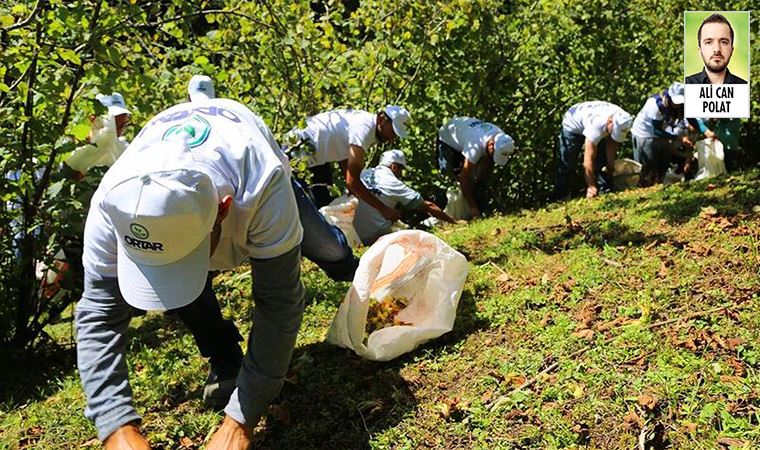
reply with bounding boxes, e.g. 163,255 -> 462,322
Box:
436,117 -> 515,219
354,150 -> 459,245
553,101 -> 633,199
631,82 -> 691,186
76,99 -> 307,449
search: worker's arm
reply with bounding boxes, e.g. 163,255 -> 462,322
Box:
458,158 -> 480,219
582,139 -> 598,197
605,140 -> 618,175
343,145 -> 401,221
421,200 -> 459,224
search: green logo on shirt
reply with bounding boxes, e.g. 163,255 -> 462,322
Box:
162,114 -> 211,148
130,223 -> 149,240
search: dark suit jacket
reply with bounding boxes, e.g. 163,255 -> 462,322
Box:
685,68 -> 748,84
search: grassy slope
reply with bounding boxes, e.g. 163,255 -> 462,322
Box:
2,171 -> 760,450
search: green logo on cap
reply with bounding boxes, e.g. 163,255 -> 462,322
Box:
130,223 -> 149,240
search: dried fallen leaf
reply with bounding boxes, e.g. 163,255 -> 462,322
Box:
718,436 -> 748,448
719,375 -> 744,385
596,316 -> 633,331
715,217 -> 734,230
575,302 -> 602,328
491,227 -> 502,236
503,409 -> 529,421
637,393 -> 659,411
623,410 -> 643,428
437,397 -> 468,421
572,329 -> 595,341
481,389 -> 493,404
682,421 -> 698,433
679,338 -> 699,352
505,373 -> 527,388
707,183 -> 717,191
497,272 -> 510,283
725,338 -> 743,350
726,357 -> 746,377
179,436 -> 194,448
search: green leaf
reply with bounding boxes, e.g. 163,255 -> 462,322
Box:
0,15 -> 14,27
57,48 -> 81,65
69,123 -> 91,141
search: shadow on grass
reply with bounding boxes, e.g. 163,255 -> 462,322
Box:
259,289 -> 488,450
0,343 -> 76,409
457,219 -> 674,262
527,219 -> 672,255
260,343 -> 415,450
0,307 -> 196,410
602,172 -> 760,224
643,175 -> 760,223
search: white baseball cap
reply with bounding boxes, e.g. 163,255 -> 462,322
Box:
188,75 -> 215,102
610,111 -> 633,143
379,149 -> 407,168
384,105 -> 410,139
96,92 -> 131,117
492,132 -> 514,166
102,141 -> 218,311
668,82 -> 685,105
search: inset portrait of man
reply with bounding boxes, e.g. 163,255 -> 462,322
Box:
685,13 -> 748,85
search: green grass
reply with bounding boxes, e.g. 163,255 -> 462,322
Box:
3,171 -> 760,449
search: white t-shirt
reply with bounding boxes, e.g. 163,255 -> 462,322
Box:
631,97 -> 686,139
438,117 -> 502,164
562,101 -> 623,145
83,98 -> 303,278
353,166 -> 424,244
66,115 -> 130,173
297,109 -> 377,167
630,97 -> 663,139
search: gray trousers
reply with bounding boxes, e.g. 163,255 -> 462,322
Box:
75,246 -> 304,441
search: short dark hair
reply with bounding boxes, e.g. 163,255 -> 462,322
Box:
697,13 -> 734,46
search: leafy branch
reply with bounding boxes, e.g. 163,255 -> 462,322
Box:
1,0 -> 41,32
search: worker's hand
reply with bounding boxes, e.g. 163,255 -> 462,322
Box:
382,207 -> 402,222
586,186 -> 599,199
207,416 -> 254,450
704,130 -> 718,140
681,136 -> 694,147
103,422 -> 151,450
683,157 -> 696,175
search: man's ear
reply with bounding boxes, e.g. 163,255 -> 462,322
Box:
216,195 -> 233,225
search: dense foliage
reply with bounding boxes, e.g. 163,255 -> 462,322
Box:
0,0 -> 757,349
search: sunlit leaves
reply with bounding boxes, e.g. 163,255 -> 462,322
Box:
56,48 -> 81,66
